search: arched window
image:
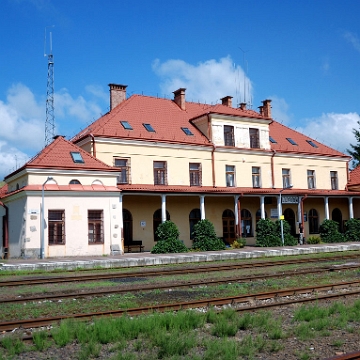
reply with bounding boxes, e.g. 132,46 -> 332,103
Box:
123,209 -> 133,245
69,179 -> 81,185
189,209 -> 201,239
153,209 -> 170,241
256,209 -> 268,222
241,209 -> 252,238
92,180 -> 103,185
332,208 -> 343,232
284,208 -> 296,236
309,209 -> 319,234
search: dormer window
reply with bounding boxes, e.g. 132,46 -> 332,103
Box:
224,125 -> 234,146
69,179 -> 81,185
120,121 -> 133,130
181,127 -> 193,136
286,138 -> 298,146
143,123 -> 155,132
70,152 -> 84,163
249,128 -> 260,148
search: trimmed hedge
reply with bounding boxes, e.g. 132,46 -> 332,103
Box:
192,219 -> 226,251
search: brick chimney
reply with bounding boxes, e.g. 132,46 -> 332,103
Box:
239,102 -> 247,110
173,88 -> 186,110
109,84 -> 127,110
262,99 -> 272,118
221,96 -> 233,107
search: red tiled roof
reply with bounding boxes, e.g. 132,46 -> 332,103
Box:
348,166 -> 360,187
0,184 -> 8,199
269,121 -> 348,158
73,93 -> 348,159
5,136 -> 118,180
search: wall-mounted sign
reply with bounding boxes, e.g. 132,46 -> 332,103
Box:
270,208 -> 278,218
140,221 -> 146,227
28,209 -> 39,214
282,195 -> 299,204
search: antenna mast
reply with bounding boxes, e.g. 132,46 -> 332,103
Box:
44,27 -> 55,146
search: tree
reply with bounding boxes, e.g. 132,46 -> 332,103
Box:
347,120 -> 360,168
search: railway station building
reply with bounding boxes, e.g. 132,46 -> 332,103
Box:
1,83 -> 360,258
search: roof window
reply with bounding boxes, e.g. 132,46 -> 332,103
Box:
143,123 -> 155,132
120,121 -> 133,130
181,127 -> 193,136
286,138 -> 298,146
269,136 -> 277,144
306,140 -> 318,148
70,152 -> 84,163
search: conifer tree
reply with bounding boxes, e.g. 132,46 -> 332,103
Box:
347,120 -> 360,168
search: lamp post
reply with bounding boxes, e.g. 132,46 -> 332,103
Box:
279,184 -> 293,246
40,177 -> 53,259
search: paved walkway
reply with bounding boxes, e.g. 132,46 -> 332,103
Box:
1,243 -> 360,272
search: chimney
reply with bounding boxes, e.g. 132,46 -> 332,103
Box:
109,84 -> 127,110
239,102 -> 247,110
221,96 -> 233,107
258,105 -> 264,116
173,88 -> 186,110
262,99 -> 272,118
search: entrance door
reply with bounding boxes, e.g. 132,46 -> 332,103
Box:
332,208 -> 343,232
284,208 -> 296,236
222,209 -> 235,244
123,209 -> 133,245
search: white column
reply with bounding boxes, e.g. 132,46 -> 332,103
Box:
324,196 -> 329,220
119,193 -> 124,253
297,196 -> 302,223
161,194 -> 167,223
349,197 -> 354,219
200,195 -> 205,220
260,196 -> 265,219
234,195 -> 239,225
277,194 -> 282,217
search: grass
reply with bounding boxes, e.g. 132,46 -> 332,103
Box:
1,299 -> 360,359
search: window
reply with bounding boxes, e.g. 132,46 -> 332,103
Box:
48,210 -> 65,245
189,163 -> 201,186
143,123 -> 155,132
330,171 -> 338,190
114,158 -> 130,184
307,170 -> 316,189
286,138 -> 298,146
88,210 -> 103,244
226,165 -> 235,187
282,169 -> 291,188
189,209 -> 201,239
153,209 -> 170,241
181,127 -> 193,136
120,121 -> 133,130
241,209 -> 252,237
309,208 -> 319,234
306,140 -> 318,148
224,125 -> 235,146
70,152 -> 84,163
154,161 -> 167,185
69,179 -> 81,184
249,128 -> 260,148
269,136 -> 277,144
252,167 -> 261,188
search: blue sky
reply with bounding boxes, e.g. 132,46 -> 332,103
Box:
1,0 -> 360,179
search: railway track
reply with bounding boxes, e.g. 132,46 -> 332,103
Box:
1,279 -> 360,333
1,262 -> 360,305
1,253 -> 359,287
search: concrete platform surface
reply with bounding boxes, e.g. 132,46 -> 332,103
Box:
1,243 -> 360,272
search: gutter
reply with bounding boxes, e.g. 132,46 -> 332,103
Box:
0,201 -> 9,259
300,194 -> 308,241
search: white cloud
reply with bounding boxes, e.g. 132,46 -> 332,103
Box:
298,112 -> 360,154
152,56 -> 252,106
344,31 -> 360,53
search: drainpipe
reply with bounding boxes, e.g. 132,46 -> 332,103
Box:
300,194 -> 308,241
346,160 -> 350,190
207,114 -> 216,187
89,134 -> 96,157
237,194 -> 243,238
271,150 -> 276,188
0,201 -> 9,259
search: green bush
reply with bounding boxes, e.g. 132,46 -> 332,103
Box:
155,220 -> 180,241
345,218 -> 360,242
151,238 -> 188,254
231,238 -> 246,249
256,218 -> 297,247
307,236 -> 321,244
192,219 -> 226,251
150,221 -> 188,254
319,219 -> 345,243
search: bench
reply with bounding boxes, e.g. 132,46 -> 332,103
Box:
124,240 -> 144,253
